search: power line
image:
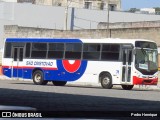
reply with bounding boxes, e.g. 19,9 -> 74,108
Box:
74,25 -> 85,29
74,16 -> 100,23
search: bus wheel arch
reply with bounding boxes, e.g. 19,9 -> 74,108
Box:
32,69 -> 48,85
99,72 -> 113,89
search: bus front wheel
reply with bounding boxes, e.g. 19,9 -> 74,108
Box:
52,81 -> 67,86
33,70 -> 48,85
121,85 -> 134,90
100,73 -> 113,89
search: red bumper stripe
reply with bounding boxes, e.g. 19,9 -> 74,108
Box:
133,76 -> 158,85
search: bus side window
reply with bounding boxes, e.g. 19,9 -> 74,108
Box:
25,43 -> 31,58
48,43 -> 64,59
83,44 -> 100,60
101,44 -> 120,61
128,50 -> 132,65
65,43 -> 82,59
31,43 -> 47,58
4,43 -> 12,58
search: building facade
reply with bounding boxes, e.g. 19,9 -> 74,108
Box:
51,0 -> 121,11
1,0 -> 121,11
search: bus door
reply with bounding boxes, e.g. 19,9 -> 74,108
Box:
12,47 -> 24,78
121,45 -> 132,84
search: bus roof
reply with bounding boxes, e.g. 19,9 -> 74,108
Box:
81,38 -> 154,44
5,38 -> 155,44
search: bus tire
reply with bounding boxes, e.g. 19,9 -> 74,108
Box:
33,70 -> 48,85
52,81 -> 67,86
100,73 -> 113,89
121,85 -> 134,90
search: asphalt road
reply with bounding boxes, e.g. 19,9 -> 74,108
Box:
0,79 -> 160,118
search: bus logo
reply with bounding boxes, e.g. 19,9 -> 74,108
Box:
62,60 -> 81,73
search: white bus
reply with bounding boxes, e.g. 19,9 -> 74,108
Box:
2,38 -> 158,90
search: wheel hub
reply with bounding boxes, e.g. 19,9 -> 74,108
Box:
35,74 -> 41,82
103,77 -> 110,85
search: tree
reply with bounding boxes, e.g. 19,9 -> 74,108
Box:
154,7 -> 160,15
128,8 -> 140,13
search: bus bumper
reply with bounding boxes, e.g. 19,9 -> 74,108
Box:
133,76 -> 158,85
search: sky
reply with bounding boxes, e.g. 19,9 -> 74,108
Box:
122,0 -> 160,10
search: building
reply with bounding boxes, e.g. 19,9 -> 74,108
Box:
1,0 -> 121,11
49,0 -> 121,11
1,1 -> 160,46
140,8 -> 156,14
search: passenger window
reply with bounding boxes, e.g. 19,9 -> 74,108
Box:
65,43 -> 82,59
48,43 -> 64,59
4,43 -> 12,58
101,44 -> 120,61
83,44 -> 100,60
31,43 -> 47,58
25,43 -> 31,58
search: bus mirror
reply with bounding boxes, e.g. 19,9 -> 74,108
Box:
133,50 -> 136,55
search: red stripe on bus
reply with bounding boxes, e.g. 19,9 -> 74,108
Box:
2,66 -> 58,70
133,76 -> 158,85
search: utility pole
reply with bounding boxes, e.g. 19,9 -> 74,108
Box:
64,0 -> 68,30
107,0 -> 110,37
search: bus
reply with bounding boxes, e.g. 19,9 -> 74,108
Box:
2,38 -> 159,90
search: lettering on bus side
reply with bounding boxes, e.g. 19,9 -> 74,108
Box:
26,61 -> 33,65
26,61 -> 53,67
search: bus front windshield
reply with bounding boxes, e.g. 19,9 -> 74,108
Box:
135,48 -> 158,75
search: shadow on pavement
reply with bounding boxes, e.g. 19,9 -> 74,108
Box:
0,87 -> 160,118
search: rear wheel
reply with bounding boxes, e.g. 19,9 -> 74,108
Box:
52,81 -> 67,86
100,73 -> 113,89
33,70 -> 48,85
121,85 -> 134,90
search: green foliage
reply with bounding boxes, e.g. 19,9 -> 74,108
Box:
128,8 -> 140,13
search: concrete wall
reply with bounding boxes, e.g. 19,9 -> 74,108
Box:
98,21 -> 160,29
3,25 -> 160,46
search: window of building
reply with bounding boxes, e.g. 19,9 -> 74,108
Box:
17,0 -> 35,4
109,4 -> 117,11
99,2 -> 105,10
84,2 -> 92,9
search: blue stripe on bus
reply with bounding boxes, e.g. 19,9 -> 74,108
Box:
6,38 -> 82,43
3,60 -> 88,81
4,38 -> 88,81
